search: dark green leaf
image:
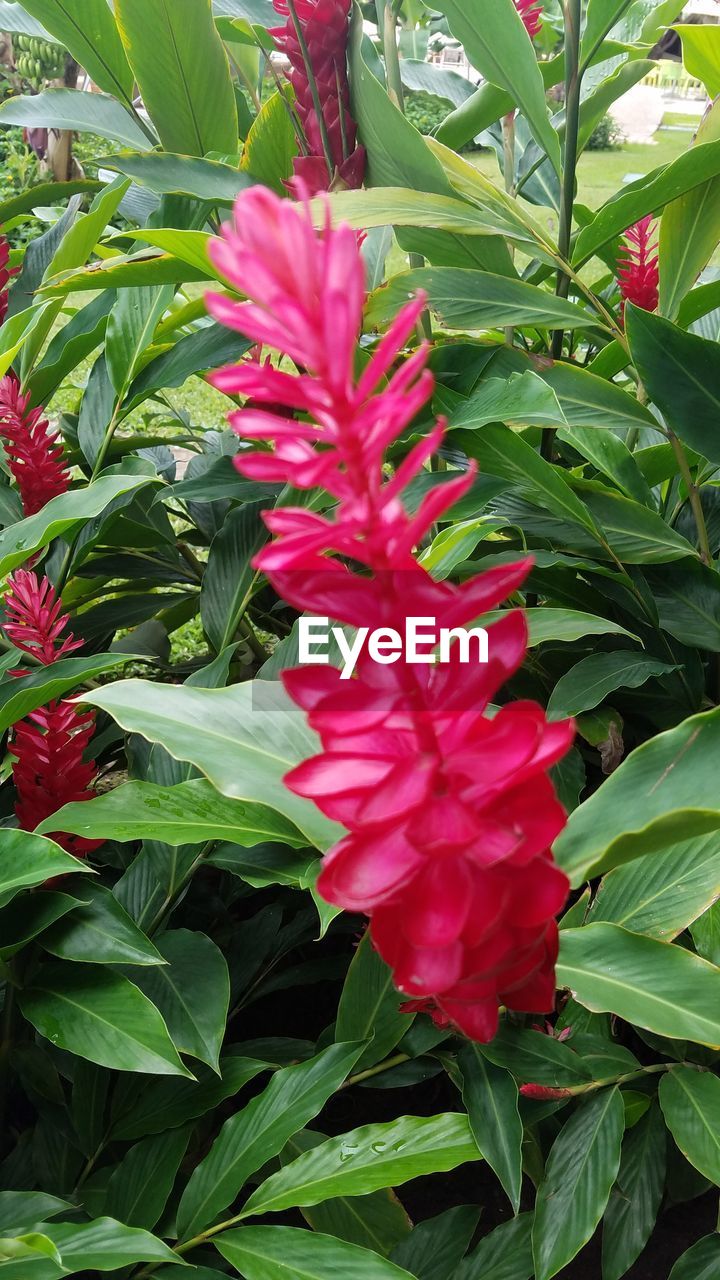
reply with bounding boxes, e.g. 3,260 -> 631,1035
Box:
659,1067 -> 720,1185
215,1226 -> 416,1279
129,929 -> 229,1072
0,89 -> 150,148
0,832 -> 93,907
200,501 -> 268,652
390,1206 -> 479,1280
626,305 -> 720,463
454,1214 -> 534,1280
39,882 -> 165,966
602,1105 -> 666,1280
668,1235 -> 720,1280
336,932 -> 410,1073
459,1045 -> 522,1213
480,1025 -> 592,1087
547,652 -> 676,719
104,1126 -> 191,1230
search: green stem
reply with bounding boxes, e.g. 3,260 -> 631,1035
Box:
378,0 -> 404,110
559,1062 -> 677,1097
342,1052 -> 410,1088
668,429 -> 711,565
544,0 -> 583,460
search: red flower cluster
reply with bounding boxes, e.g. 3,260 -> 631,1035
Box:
0,231 -> 16,326
207,188 -> 573,1042
515,0 -> 543,38
617,215 -> 659,315
4,569 -> 101,857
0,374 -> 71,516
271,0 -> 365,193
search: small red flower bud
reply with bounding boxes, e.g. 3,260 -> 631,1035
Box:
520,1083 -> 573,1100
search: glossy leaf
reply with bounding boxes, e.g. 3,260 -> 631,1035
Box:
389,1205 -> 479,1280
240,1114 -> 483,1219
0,1193 -> 71,1234
104,1127 -> 191,1231
558,924 -> 720,1047
454,1214 -> 533,1280
336,932 -> 410,1073
659,1067 -> 720,1185
39,882 -> 165,966
0,89 -> 150,148
547,652 -> 676,719
0,831 -> 93,907
19,964 -> 192,1077
479,1024 -> 592,1087
215,1226 -> 416,1280
459,1044 -> 522,1213
38,1218 -> 182,1271
659,100 -> 720,319
176,1041 -> 363,1239
587,835 -> 720,940
368,268 -> 595,332
115,0 -> 237,156
601,1104 -> 666,1280
532,1088 -> 624,1280
111,1056 -> 270,1141
626,305 -> 720,463
20,0 -> 134,103
668,1235 -> 720,1280
200,501 -> 268,652
129,930 -> 229,1072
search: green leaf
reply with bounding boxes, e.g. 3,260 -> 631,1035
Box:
0,892 -> 88,961
239,1114 -> 483,1220
532,1088 -> 624,1280
105,285 -> 173,397
20,0 -> 134,103
39,1218 -> 183,1271
601,1104 -> 666,1280
0,88 -> 150,149
668,1235 -> 720,1280
581,0 -> 635,65
0,1193 -> 71,1234
431,0 -> 561,176
576,483 -> 696,563
41,251 -> 210,295
104,1126 -> 191,1230
46,778 -> 304,848
19,963 -> 193,1076
39,882 -> 165,966
522,609 -> 638,646
691,901 -> 720,967
547,652 -> 676,719
319,189 -> 546,255
336,933 -> 409,1074
175,1041 -> 364,1239
104,150 -> 253,201
0,1233 -> 61,1264
111,1055 -> 270,1140
215,1226 -> 416,1280
0,654 -> 131,737
29,293 -> 113,407
0,474 -> 157,577
675,23 -> 720,95
80,678 -> 343,852
659,100 -> 720,320
118,228 -> 213,276
454,1214 -> 533,1280
447,371 -> 566,430
459,1045 -> 522,1213
554,706 -> 720,884
200,501 -> 268,652
0,302 -> 55,380
126,323 -> 252,411
626,305 -> 720,464
480,1024 -> 592,1087
574,138 -> 720,267
557,923 -> 720,1047
557,424 -> 653,505
115,0 -> 237,155
0,3 -> 53,37
659,1067 -> 720,1185
389,1205 -> 478,1280
129,930 -> 229,1072
368,268 -> 595,332
645,560 -> 720,651
587,834 -> 720,940
0,831 -> 93,907
240,88 -> 296,195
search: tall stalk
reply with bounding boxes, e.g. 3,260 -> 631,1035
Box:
543,0 -> 583,460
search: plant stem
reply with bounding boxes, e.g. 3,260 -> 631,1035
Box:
502,110 -> 516,346
544,0 -> 583,460
378,0 -> 404,110
668,428 -> 711,565
342,1052 -> 410,1088
560,1062 -> 676,1097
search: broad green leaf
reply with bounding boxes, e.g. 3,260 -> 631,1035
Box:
19,963 -> 192,1077
554,706 -> 720,883
29,292 -> 113,407
0,474 -> 157,577
111,1055 -> 270,1140
21,0 -> 134,103
576,483 -> 696,563
39,881 -> 165,966
390,1205 -> 479,1280
0,653 -> 132,737
104,1126 -> 191,1231
283,1131 -> 411,1257
659,1067 -> 720,1185
240,1114 -> 483,1219
522,609 -> 638,646
41,251 -> 210,294
118,228 -> 213,276
0,2 -> 52,37
601,1104 -> 666,1280
676,23 -> 720,95
557,923 -> 720,1047
479,1024 -> 592,1087
459,1045 -> 522,1213
200,501 -> 268,652
104,151 -> 253,201
336,933 -> 409,1073
0,88 -> 150,149
0,303 -> 54,380
38,1218 -> 183,1271
587,835 -> 720,940
216,1226 -> 416,1280
534,358 -> 657,434
641,560 -> 720,650
659,100 -> 720,319
547,652 -> 676,719
176,1041 -> 364,1239
0,831 -> 93,907
129,930 -> 229,1072
448,371 -> 566,430
574,138 -> 720,267
45,778 -> 305,848
240,88 -> 296,195
400,58 -> 476,108
0,178 -> 102,223
105,284 -> 173,397
432,0 -> 562,176
368,268 -> 596,332
0,1233 -> 61,1264
455,1214 -> 533,1280
691,900 -> 720,966
532,1088 -> 624,1280
626,305 -> 720,464
115,0 -> 237,155
207,843 -> 317,890
581,0 -> 636,65
126,323 -> 252,410
80,678 -> 343,851
668,1235 -> 720,1280
0,1193 -> 71,1234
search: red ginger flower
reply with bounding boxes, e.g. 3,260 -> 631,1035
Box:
617,215 -> 659,315
271,0 -> 365,194
0,231 -> 17,327
207,188 -> 573,1043
515,0 -> 543,37
3,569 -> 101,857
0,373 -> 71,516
